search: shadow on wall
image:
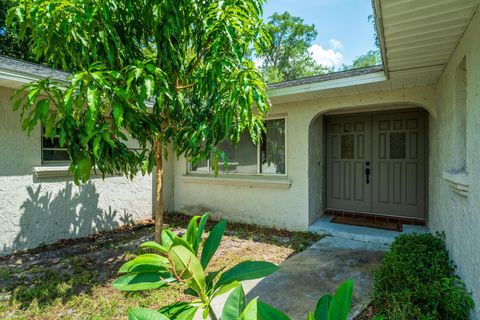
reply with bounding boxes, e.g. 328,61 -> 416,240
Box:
3,182 -> 134,254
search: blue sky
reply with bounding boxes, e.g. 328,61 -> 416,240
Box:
263,0 -> 377,68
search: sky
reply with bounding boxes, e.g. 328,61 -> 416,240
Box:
263,0 -> 378,69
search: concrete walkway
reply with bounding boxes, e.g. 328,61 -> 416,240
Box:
207,236 -> 388,320
309,216 -> 429,245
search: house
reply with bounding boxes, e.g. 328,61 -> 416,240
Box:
164,0 -> 480,317
0,0 -> 479,317
0,57 -> 154,255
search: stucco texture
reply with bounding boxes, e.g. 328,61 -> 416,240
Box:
428,10 -> 480,319
0,86 -> 153,255
172,86 -> 436,231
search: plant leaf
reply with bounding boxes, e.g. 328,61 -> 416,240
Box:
193,213 -> 209,253
327,280 -> 353,320
169,245 -> 206,293
216,261 -> 279,288
128,307 -> 170,320
257,301 -> 290,320
314,294 -> 332,320
201,220 -> 226,269
118,254 -> 169,273
113,272 -> 175,291
221,284 -> 246,320
139,241 -> 169,254
185,216 -> 200,248
158,302 -> 198,320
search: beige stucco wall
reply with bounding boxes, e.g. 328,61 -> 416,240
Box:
0,86 -> 153,255
171,86 -> 436,231
428,10 -> 480,319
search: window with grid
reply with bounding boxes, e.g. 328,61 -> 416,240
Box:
41,127 -> 70,163
190,118 -> 287,175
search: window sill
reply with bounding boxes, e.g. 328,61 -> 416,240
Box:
181,174 -> 292,189
443,171 -> 469,197
33,165 -> 72,178
33,166 -> 122,179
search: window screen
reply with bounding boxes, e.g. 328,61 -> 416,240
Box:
216,131 -> 257,174
189,118 -> 287,175
261,119 -> 286,174
42,128 -> 70,163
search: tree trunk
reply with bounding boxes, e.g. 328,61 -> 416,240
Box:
154,138 -> 164,243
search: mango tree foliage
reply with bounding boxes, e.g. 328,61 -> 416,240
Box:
8,0 -> 271,241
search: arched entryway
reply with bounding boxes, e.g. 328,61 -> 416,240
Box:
308,105 -> 430,226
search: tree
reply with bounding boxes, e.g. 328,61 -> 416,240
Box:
258,12 -> 331,83
8,0 -> 271,243
349,49 -> 381,69
0,0 -> 30,59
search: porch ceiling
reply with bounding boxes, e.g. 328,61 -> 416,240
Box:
375,0 -> 479,82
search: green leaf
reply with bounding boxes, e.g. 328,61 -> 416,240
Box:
113,272 -> 175,291
201,220 -> 226,269
128,308 -> 170,320
169,245 -> 206,293
118,254 -> 169,273
112,103 -> 124,128
158,302 -> 197,320
193,213 -> 209,253
76,157 -> 92,182
314,294 -> 332,320
221,284 -> 246,320
35,99 -> 50,121
257,301 -> 290,320
185,216 -> 200,249
327,280 -> 353,320
240,298 -> 258,320
216,261 -> 279,288
139,241 -> 169,254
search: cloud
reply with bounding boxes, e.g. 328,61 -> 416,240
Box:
308,42 -> 344,68
329,38 -> 344,50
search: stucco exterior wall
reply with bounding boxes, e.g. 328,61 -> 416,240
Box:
428,10 -> 480,319
171,86 -> 436,231
0,86 -> 153,255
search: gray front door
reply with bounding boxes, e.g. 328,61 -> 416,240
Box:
326,110 -> 426,219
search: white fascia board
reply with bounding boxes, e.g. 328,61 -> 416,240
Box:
0,67 -> 69,89
268,71 -> 387,98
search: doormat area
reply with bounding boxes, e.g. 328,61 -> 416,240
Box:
332,216 -> 403,232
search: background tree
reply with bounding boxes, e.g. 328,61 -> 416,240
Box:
258,12 -> 331,83
342,14 -> 381,70
8,0 -> 271,243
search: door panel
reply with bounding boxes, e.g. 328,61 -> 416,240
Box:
325,111 -> 427,219
326,116 -> 372,212
371,112 -> 426,218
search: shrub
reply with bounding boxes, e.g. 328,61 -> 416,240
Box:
372,232 -> 474,319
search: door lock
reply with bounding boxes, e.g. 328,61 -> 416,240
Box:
365,167 -> 371,184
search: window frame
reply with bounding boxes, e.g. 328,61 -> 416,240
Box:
188,115 -> 288,177
41,126 -> 70,165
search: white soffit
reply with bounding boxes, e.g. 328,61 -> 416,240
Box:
378,0 -> 479,81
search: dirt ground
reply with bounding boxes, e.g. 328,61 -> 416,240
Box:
0,213 -> 322,320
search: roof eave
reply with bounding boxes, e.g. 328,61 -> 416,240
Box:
371,0 -> 390,79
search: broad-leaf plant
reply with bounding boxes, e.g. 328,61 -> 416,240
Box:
114,214 -> 360,320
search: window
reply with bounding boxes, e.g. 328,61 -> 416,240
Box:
190,117 -> 287,175
42,127 -> 70,163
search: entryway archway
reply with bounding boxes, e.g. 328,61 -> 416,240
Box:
325,108 -> 427,220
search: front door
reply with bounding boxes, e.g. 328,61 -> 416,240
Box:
326,110 -> 426,219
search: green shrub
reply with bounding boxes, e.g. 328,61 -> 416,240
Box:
372,232 -> 474,319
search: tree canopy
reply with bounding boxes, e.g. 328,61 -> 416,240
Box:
9,0 -> 271,181
8,0 -> 272,241
257,12 -> 331,83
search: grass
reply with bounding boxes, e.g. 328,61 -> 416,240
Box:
0,213 -> 323,319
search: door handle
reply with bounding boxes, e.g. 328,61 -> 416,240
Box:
365,167 -> 371,184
